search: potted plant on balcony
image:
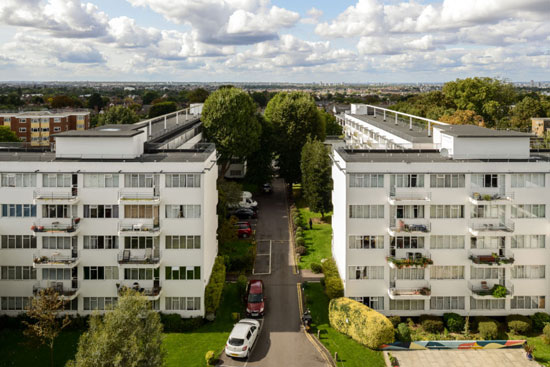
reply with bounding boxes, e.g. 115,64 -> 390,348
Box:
38,226 -> 44,232
74,217 -> 81,224
491,284 -> 508,298
482,194 -> 492,201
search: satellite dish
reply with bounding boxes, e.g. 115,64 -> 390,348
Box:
440,148 -> 449,157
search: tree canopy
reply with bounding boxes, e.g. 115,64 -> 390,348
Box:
439,110 -> 485,127
300,138 -> 333,217
319,109 -> 343,136
87,93 -> 105,111
187,88 -> 210,103
97,106 -> 139,126
244,114 -> 274,187
142,90 -> 160,105
149,101 -> 177,118
0,126 -> 20,142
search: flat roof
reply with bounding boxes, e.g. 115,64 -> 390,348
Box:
437,125 -> 533,138
348,114 -> 433,144
55,124 -> 144,138
0,111 -> 89,117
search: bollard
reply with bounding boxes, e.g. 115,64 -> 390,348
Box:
317,330 -> 320,339
334,352 -> 338,361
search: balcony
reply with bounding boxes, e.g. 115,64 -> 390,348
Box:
33,281 -> 79,301
468,251 -> 514,267
118,221 -> 160,236
386,253 -> 433,269
117,249 -> 161,267
468,281 -> 514,299
118,191 -> 160,204
468,221 -> 514,236
388,285 -> 431,300
31,218 -> 80,235
388,190 -> 431,205
33,252 -> 80,268
33,190 -> 79,204
116,283 -> 162,301
469,192 -> 513,205
388,220 -> 430,236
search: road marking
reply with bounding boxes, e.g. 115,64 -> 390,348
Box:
253,240 -> 271,275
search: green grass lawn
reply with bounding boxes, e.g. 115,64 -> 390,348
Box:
303,282 -> 385,367
527,335 -> 550,365
218,239 -> 256,274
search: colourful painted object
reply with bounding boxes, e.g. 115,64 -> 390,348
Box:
379,340 -> 525,350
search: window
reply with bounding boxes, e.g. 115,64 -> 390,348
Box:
390,299 -> 424,310
392,174 -> 424,188
54,117 -> 61,123
165,205 -> 201,219
53,127 -> 61,132
43,173 -> 71,187
1,204 -> 37,217
0,297 -> 33,311
62,298 -> 78,311
349,174 -> 384,188
349,205 -> 384,219
42,128 -> 49,132
391,267 -> 424,280
83,266 -> 119,280
3,117 -> 10,123
512,265 -> 545,279
512,235 -> 545,249
430,266 -> 464,280
42,268 -> 71,280
350,296 -> 384,310
42,204 -> 75,218
470,236 -> 504,249
165,297 -> 201,311
470,267 -> 504,279
124,237 -> 157,249
165,266 -> 201,280
83,297 -> 118,310
83,205 -> 119,218
20,118 -> 26,123
349,266 -> 384,280
430,296 -> 465,310
0,266 -> 36,280
471,174 -> 499,188
83,236 -> 119,249
124,174 -> 158,188
471,204 -> 504,219
511,174 -> 545,188
511,296 -> 545,309
83,174 -> 119,188
349,235 -> 383,249
1,173 -> 36,187
165,174 -> 201,188
430,205 -> 464,219
43,237 -> 72,250
124,268 -> 157,280
391,236 -> 424,249
1,235 -> 36,249
430,174 -> 465,188
165,236 -> 201,249
430,236 -> 464,249
512,204 -> 546,218
470,298 -> 505,310
395,205 -> 424,219
19,127 -> 26,132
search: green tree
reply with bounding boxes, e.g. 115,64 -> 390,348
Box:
439,110 -> 485,126
148,101 -> 177,118
319,109 -> 342,136
250,91 -> 268,107
244,114 -> 274,187
265,91 -> 324,184
97,106 -> 139,126
300,138 -> 333,217
202,87 -> 261,175
510,96 -> 545,130
87,93 -> 105,111
142,90 -> 160,105
69,289 -> 163,367
187,88 -> 210,103
51,95 -> 82,108
0,126 -> 20,142
23,288 -> 71,367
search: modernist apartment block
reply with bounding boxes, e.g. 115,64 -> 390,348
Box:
0,110 -> 90,146
331,104 -> 550,316
0,113 -> 218,317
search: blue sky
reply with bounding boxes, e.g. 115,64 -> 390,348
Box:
0,0 -> 548,83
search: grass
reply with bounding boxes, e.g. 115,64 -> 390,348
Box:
529,335 -> 550,365
303,282 -> 385,367
218,239 -> 256,274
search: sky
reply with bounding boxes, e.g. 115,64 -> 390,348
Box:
0,0 -> 548,83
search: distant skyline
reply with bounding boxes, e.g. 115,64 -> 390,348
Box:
0,0 -> 548,83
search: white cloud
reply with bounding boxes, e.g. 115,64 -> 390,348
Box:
301,7 -> 323,25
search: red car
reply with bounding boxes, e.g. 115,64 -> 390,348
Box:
246,279 -> 265,317
235,222 -> 252,238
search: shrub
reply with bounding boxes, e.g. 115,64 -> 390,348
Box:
205,350 -> 216,366
476,317 -> 499,340
160,314 -> 204,332
295,246 -> 307,255
388,315 -> 401,328
506,315 -> 532,335
295,228 -> 303,237
531,312 -> 550,331
329,297 -> 394,348
295,236 -> 305,247
204,256 -> 226,315
420,315 -> 444,334
543,324 -> 550,344
322,258 -> 344,299
293,216 -> 301,228
310,263 -> 322,274
491,284 -> 508,298
443,313 -> 465,333
236,274 -> 248,299
396,322 -> 411,342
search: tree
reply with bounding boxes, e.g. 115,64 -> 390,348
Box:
187,88 -> 210,103
439,110 -> 485,126
24,288 -> 71,367
250,91 -> 268,108
510,96 -> 545,131
265,91 -> 324,184
244,114 -> 274,187
319,109 -> 343,136
87,93 -> 105,111
0,126 -> 20,142
51,95 -> 82,108
142,90 -> 160,105
149,101 -> 177,118
97,106 -> 139,126
300,138 -> 333,217
69,289 -> 163,367
202,87 -> 261,175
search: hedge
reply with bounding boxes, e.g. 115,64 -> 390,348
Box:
329,297 -> 394,349
310,263 -> 322,274
396,322 -> 411,342
388,315 -> 401,328
420,315 -> 444,334
204,256 -> 226,315
160,314 -> 204,332
532,312 -> 550,331
475,316 -> 499,340
506,315 -> 532,335
322,258 -> 344,299
543,324 -> 550,344
443,313 -> 465,333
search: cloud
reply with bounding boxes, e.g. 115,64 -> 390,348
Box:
301,7 -> 323,25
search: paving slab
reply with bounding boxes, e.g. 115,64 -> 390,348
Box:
388,349 -> 536,367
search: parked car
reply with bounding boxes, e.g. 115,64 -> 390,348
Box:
229,208 -> 257,219
225,319 -> 262,359
235,221 -> 252,238
227,197 -> 258,210
262,183 -> 273,194
242,191 -> 253,200
245,279 -> 265,317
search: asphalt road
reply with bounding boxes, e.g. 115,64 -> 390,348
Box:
220,179 -> 329,367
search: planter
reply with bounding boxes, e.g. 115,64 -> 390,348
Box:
526,352 -> 533,361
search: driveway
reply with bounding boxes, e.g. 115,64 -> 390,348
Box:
219,179 -> 330,367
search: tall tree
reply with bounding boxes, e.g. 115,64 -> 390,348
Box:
142,90 -> 160,105
149,101 -> 177,118
439,110 -> 485,126
510,96 -> 545,131
319,109 -> 343,136
300,138 -> 333,218
265,91 -> 324,184
187,88 -> 210,103
202,87 -> 261,175
87,93 -> 105,111
97,106 -> 139,126
24,288 -> 71,367
0,126 -> 20,142
244,114 -> 274,187
69,289 -> 163,367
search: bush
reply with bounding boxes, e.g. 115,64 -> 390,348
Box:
295,228 -> 303,237
543,324 -> 550,344
329,297 -> 394,348
491,284 -> 508,298
532,312 -> 550,331
204,256 -> 226,315
322,258 -> 344,299
506,315 -> 532,335
396,322 -> 411,342
310,263 -> 322,274
420,315 -> 444,334
205,350 -> 216,366
388,315 -> 401,328
237,274 -> 248,299
443,313 -> 465,333
160,314 -> 204,332
295,246 -> 307,255
293,216 -> 301,228
476,317 -> 499,340
295,236 -> 305,247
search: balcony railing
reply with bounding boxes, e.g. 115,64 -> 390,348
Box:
468,221 -> 514,236
388,220 -> 430,236
388,285 -> 431,300
116,284 -> 162,299
33,253 -> 79,268
118,191 -> 160,203
33,281 -> 79,299
33,190 -> 78,203
117,249 -> 161,265
468,281 -> 514,299
31,219 -> 80,234
468,251 -> 515,266
469,192 -> 513,205
386,253 -> 433,269
388,190 -> 431,204
118,221 -> 160,236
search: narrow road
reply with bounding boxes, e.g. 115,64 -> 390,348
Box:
220,179 -> 329,367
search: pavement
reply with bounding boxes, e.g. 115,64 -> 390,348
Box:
219,178 -> 330,367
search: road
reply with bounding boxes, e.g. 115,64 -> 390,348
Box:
220,179 -> 329,367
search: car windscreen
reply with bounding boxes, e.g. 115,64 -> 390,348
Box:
248,293 -> 263,303
228,338 -> 244,346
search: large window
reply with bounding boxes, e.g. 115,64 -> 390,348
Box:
391,236 -> 424,249
430,236 -> 464,249
1,173 -> 36,187
349,266 -> 384,280
83,205 -> 119,218
511,296 -> 545,309
471,204 -> 504,219
42,268 -> 71,280
512,235 -> 545,249
350,296 -> 384,310
124,205 -> 154,218
83,174 -> 119,188
471,174 -> 499,188
166,174 -> 200,188
43,173 -> 71,187
470,236 -> 504,249
43,236 -> 73,250
396,205 -> 424,219
512,204 -> 546,219
511,173 -> 545,188
349,205 -> 384,219
0,297 -> 33,311
124,268 -> 158,280
83,266 -> 119,280
1,235 -> 36,249
0,266 -> 36,280
165,297 -> 201,311
430,296 -> 465,310
430,174 -> 465,188
390,299 -> 424,311
83,297 -> 117,311
124,236 -> 157,249
349,174 -> 384,188
391,267 -> 424,280
165,266 -> 201,280
430,266 -> 464,280
124,174 -> 159,188
430,205 -> 464,219
470,267 -> 504,279
512,265 -> 545,279
470,298 -> 505,310
349,235 -> 384,249
42,204 -> 76,218
392,174 -> 424,188
165,205 -> 201,219
165,236 -> 201,249
83,236 -> 119,249
1,204 -> 37,217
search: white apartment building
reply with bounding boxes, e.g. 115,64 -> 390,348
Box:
0,112 -> 218,317
332,104 -> 550,317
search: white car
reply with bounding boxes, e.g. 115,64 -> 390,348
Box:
225,319 -> 261,359
242,191 -> 253,200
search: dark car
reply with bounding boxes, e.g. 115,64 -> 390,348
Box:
262,183 -> 273,194
229,208 -> 257,220
235,222 -> 252,238
245,279 -> 265,317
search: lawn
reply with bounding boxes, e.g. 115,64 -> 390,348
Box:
527,335 -> 550,365
303,282 -> 385,367
218,239 -> 256,274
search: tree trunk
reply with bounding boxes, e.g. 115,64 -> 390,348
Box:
50,342 -> 54,367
